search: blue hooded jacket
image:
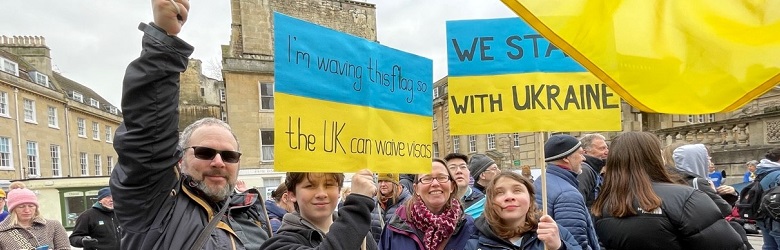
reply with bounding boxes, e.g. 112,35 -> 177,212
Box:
535,163 -> 599,250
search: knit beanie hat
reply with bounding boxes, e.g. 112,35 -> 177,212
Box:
378,173 -> 399,185
469,154 -> 495,180
544,134 -> 582,162
7,188 -> 38,211
97,187 -> 111,201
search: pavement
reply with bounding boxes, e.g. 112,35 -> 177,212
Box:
748,234 -> 764,249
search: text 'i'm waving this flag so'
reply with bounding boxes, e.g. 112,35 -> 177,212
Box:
274,13 -> 433,173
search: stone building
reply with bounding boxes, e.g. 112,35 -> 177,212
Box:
0,35 -> 122,228
432,76 -> 776,185
178,58 -> 226,131
219,0 -> 376,193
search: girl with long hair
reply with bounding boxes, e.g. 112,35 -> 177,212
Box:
466,171 -> 579,249
592,132 -> 743,250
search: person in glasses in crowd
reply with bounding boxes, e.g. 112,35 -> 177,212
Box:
379,158 -> 476,250
445,153 -> 487,219
109,1 -> 271,249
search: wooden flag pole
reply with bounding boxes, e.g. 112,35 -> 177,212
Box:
537,132 -> 547,216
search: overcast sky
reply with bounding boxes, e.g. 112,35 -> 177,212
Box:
0,1 -> 515,107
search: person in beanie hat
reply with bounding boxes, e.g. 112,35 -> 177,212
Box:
70,187 -> 121,250
371,173 -> 411,245
0,188 -> 69,249
444,153 -> 486,218
0,189 -> 7,221
534,134 -> 600,250
468,154 -> 499,194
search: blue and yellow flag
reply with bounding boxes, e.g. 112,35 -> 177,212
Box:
502,0 -> 780,114
274,13 -> 433,173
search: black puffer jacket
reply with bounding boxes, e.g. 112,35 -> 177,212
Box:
69,203 -> 121,250
260,194 -> 378,250
110,23 -> 271,250
578,155 -> 605,208
594,182 -> 744,250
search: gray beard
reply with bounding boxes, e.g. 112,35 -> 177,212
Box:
193,177 -> 235,202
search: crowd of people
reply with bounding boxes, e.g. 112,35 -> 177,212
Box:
2,1 -> 777,249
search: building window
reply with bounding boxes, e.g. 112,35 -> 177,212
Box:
708,114 -> 715,123
513,133 -> 521,147
80,153 -> 88,176
94,154 -> 102,176
92,122 -> 100,140
108,106 -> 119,115
62,188 -> 102,229
259,83 -> 274,110
432,115 -> 437,129
487,134 -> 496,150
433,87 -> 439,99
697,115 -> 705,123
32,72 -> 48,87
47,106 -> 58,128
0,91 -> 8,117
453,136 -> 460,153
433,142 -> 439,158
0,137 -> 11,168
105,125 -> 112,143
260,130 -> 274,162
200,87 -> 205,97
23,99 -> 36,123
687,115 -> 694,124
51,145 -> 61,177
221,111 -> 227,122
27,141 -> 39,177
72,91 -> 83,103
0,57 -> 19,76
77,118 -> 86,137
107,156 -> 114,175
219,89 -> 226,102
468,135 -> 477,153
90,98 -> 100,108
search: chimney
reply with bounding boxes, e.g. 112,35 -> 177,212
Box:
0,35 -> 53,76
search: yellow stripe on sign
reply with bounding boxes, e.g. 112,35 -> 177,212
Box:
275,93 -> 432,173
448,73 -> 622,135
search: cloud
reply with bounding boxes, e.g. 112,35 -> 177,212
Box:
1,0 -> 513,107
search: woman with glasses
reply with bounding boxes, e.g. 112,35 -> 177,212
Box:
0,188 -> 69,249
379,158 -> 476,250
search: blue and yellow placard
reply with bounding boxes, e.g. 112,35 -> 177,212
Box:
446,17 -> 621,134
274,13 -> 433,173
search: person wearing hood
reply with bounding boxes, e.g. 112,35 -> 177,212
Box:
266,183 -> 294,233
671,144 -> 734,216
465,171 -> 580,250
70,187 -> 121,250
260,170 -> 378,250
755,148 -> 780,249
577,133 -> 608,208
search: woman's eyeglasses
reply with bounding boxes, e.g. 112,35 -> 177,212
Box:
417,175 -> 450,184
189,146 -> 242,163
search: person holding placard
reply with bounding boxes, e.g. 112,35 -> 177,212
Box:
465,171 -> 580,250
592,132 -> 743,250
260,170 -> 378,250
379,158 -> 476,250
535,134 -> 599,250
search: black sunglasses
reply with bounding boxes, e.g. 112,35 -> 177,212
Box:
189,146 -> 242,163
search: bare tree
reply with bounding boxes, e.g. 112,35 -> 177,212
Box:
204,57 -> 223,81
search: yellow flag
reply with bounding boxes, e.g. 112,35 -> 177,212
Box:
501,0 -> 780,114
